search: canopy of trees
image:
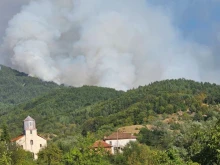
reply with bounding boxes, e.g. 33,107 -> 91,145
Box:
1,65 -> 220,164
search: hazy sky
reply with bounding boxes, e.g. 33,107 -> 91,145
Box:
1,0 -> 220,45
0,0 -> 30,43
149,0 -> 220,66
0,0 -> 220,89
149,0 -> 220,45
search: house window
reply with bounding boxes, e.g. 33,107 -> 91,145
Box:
40,144 -> 42,148
109,141 -> 112,145
21,145 -> 23,148
30,122 -> 32,126
30,130 -> 32,134
30,140 -> 33,145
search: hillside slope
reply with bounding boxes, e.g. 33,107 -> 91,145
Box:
0,65 -> 61,105
1,85 -> 123,137
3,78 -> 220,137
1,77 -> 219,165
80,79 -> 220,133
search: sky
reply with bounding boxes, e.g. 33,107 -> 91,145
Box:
1,0 -> 219,45
149,0 -> 220,44
0,0 -> 30,43
0,0 -> 219,90
148,0 -> 220,66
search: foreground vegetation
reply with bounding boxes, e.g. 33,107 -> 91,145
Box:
1,118 -> 220,165
0,65 -> 220,164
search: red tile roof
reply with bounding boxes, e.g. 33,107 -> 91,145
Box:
104,132 -> 136,140
11,135 -> 24,142
11,134 -> 46,142
92,140 -> 112,148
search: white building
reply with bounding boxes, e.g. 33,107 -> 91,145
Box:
104,132 -> 136,154
11,116 -> 47,159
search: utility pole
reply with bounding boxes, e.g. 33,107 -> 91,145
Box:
117,128 -> 120,153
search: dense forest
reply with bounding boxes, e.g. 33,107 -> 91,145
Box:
0,65 -> 220,164
0,65 -> 61,105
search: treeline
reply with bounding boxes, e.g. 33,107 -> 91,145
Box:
138,114 -> 220,164
1,119 -> 220,164
1,66 -> 220,164
0,125 -> 198,165
0,86 -> 123,137
80,79 -> 220,133
0,65 -> 60,105
1,78 -> 220,137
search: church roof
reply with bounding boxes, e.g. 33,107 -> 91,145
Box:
24,116 -> 35,121
11,135 -> 24,142
11,134 -> 46,142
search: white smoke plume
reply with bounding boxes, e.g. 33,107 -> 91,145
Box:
0,0 -> 217,90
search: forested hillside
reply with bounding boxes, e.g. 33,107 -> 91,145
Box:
0,65 -> 123,136
0,66 -> 220,164
0,85 -> 123,137
1,77 -> 220,138
0,65 -> 60,105
79,79 -> 220,133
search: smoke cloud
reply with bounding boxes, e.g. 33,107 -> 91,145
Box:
0,0 -> 217,90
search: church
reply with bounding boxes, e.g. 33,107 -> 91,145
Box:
11,116 -> 47,159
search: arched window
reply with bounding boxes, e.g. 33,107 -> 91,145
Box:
30,140 -> 33,145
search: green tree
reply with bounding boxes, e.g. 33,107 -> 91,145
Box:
63,135 -> 110,165
192,119 -> 220,165
0,142 -> 11,165
116,141 -> 193,165
9,144 -> 36,165
138,127 -> 168,149
1,124 -> 10,143
0,151 -> 11,165
37,144 -> 63,165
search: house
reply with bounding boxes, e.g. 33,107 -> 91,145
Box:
11,116 -> 47,159
104,132 -> 136,154
92,140 -> 113,154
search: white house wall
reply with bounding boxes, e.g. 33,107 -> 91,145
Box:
105,139 -> 136,154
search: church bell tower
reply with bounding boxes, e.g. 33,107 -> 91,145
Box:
23,116 -> 37,135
